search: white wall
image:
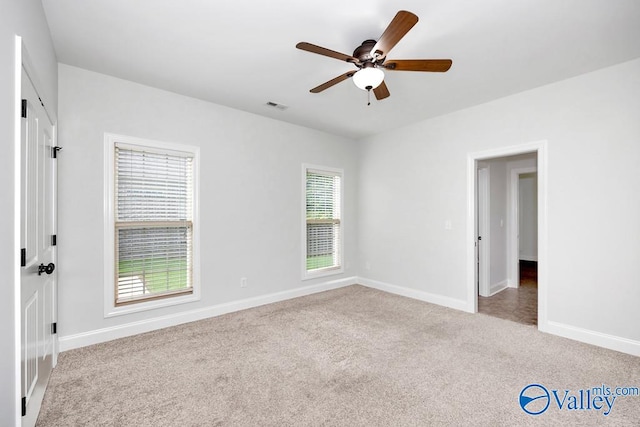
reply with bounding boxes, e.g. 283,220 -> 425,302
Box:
358,58 -> 640,346
519,172 -> 538,261
0,0 -> 58,423
488,159 -> 507,291
57,64 -> 358,342
505,155 -> 537,285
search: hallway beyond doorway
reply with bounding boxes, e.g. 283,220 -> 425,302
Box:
478,261 -> 537,325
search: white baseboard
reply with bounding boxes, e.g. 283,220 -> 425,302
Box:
60,275 -> 640,358
356,278 -> 640,357
543,320 -> 640,357
357,277 -> 468,312
519,255 -> 538,262
489,280 -> 508,296
59,276 -> 357,352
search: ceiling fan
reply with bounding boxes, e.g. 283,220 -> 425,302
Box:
296,10 -> 452,104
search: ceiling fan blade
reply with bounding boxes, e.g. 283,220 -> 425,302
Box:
373,80 -> 390,100
370,10 -> 419,59
310,71 -> 355,93
383,59 -> 453,72
296,42 -> 359,63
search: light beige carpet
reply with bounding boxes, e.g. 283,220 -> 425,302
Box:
38,285 -> 639,426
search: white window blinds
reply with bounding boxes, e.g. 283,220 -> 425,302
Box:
306,169 -> 341,272
114,143 -> 194,305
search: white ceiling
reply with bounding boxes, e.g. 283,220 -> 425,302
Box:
42,0 -> 640,139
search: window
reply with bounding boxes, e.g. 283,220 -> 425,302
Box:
303,165 -> 343,278
105,134 -> 199,315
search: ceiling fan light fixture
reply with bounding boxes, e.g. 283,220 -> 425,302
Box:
352,67 -> 384,91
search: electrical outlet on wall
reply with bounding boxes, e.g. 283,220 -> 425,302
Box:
240,277 -> 248,288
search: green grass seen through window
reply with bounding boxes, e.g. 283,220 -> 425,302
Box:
118,258 -> 189,294
306,254 -> 335,271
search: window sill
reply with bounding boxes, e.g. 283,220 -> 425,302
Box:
302,266 -> 344,281
104,292 -> 200,318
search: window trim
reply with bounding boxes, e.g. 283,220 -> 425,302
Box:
104,133 -> 200,317
302,163 -> 344,280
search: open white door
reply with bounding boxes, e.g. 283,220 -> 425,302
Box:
477,167 -> 490,297
20,67 -> 58,426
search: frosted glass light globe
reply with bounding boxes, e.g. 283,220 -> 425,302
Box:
352,67 -> 384,90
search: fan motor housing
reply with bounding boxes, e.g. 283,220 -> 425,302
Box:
353,39 -> 384,65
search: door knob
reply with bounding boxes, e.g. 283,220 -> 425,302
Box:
38,263 -> 55,276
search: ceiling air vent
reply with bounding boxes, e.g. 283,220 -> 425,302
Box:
265,101 -> 288,111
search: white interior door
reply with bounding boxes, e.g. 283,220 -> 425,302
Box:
20,67 -> 58,427
477,167 -> 490,297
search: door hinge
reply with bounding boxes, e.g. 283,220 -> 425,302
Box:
21,99 -> 27,119
21,248 -> 26,267
51,235 -> 57,246
52,146 -> 62,158
21,396 -> 26,417
52,322 -> 57,334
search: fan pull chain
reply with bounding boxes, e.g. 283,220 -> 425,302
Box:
367,88 -> 371,106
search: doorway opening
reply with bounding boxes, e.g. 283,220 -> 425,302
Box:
478,165 -> 538,325
467,142 -> 547,331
